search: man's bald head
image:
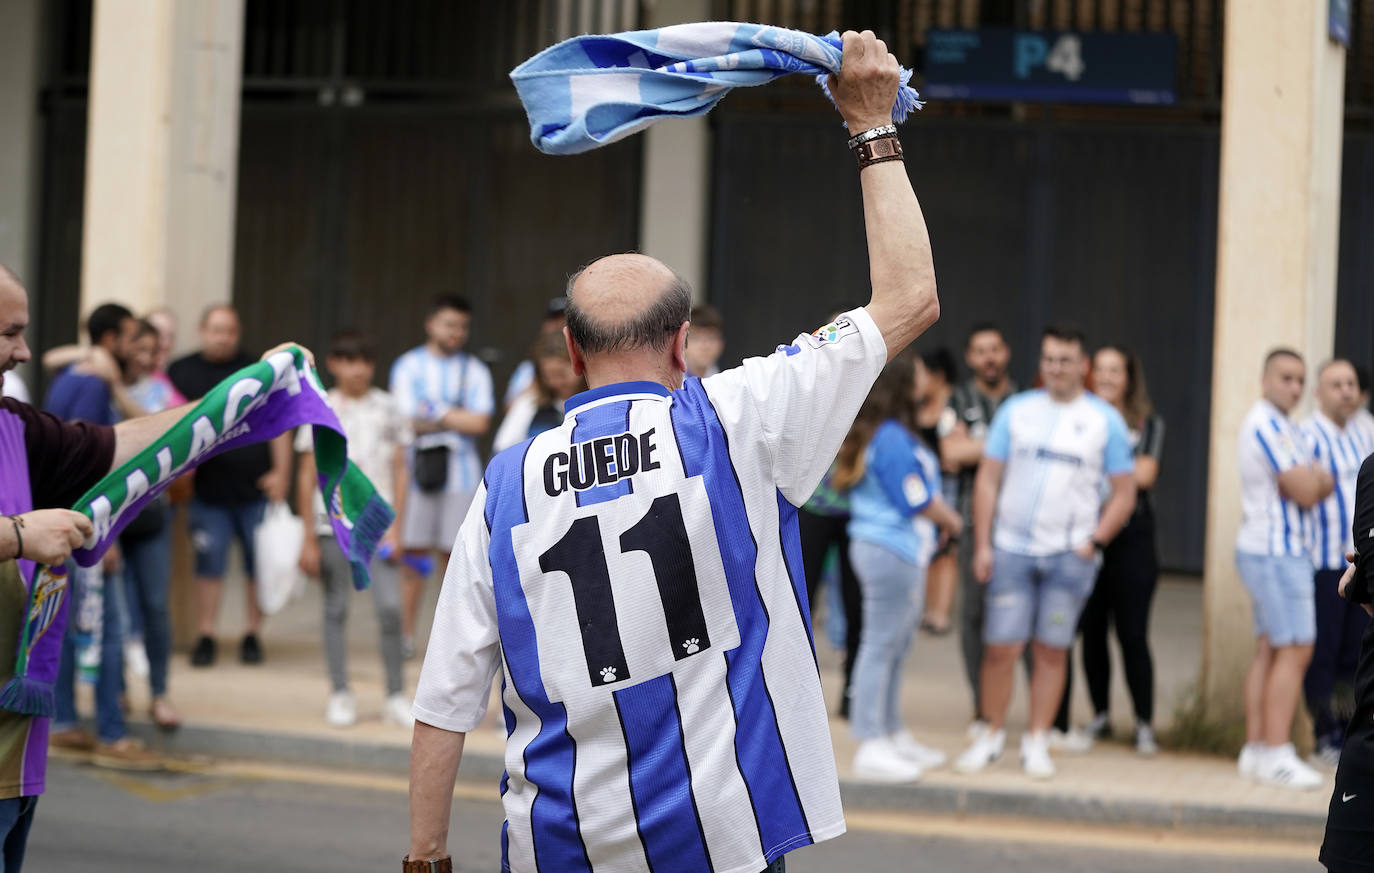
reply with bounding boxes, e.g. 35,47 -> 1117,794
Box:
565,254 -> 691,356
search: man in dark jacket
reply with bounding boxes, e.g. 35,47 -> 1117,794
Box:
1322,451 -> 1374,870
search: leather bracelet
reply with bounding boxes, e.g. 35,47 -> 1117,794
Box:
402,855 -> 453,873
846,123 -> 898,150
853,134 -> 903,170
7,515 -> 22,561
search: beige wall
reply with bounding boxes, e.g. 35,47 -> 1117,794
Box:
0,0 -> 43,387
638,0 -> 713,302
80,0 -> 245,354
1202,0 -> 1345,708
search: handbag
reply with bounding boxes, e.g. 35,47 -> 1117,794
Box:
413,444 -> 451,493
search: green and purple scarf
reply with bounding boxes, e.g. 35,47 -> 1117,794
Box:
1,345 -> 394,716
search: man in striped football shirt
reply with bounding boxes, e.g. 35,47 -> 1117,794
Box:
1301,359 -> 1374,766
1235,348 -> 1334,790
405,31 -> 939,873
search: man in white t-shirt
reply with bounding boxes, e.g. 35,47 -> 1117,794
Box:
297,330 -> 413,730
1235,348 -> 1333,790
405,32 -> 939,873
955,325 -> 1136,780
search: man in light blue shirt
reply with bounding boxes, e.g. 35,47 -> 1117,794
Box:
956,325 -> 1136,779
390,295 -> 494,656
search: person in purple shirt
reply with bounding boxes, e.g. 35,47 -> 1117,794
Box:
0,264 -> 312,872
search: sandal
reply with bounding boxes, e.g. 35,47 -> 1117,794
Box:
150,697 -> 182,731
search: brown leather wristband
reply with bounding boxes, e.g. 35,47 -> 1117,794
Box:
853,134 -> 904,170
402,855 -> 453,873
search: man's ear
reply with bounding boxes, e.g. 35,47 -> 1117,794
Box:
671,322 -> 690,374
564,326 -> 586,377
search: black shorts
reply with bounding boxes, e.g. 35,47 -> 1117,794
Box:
1322,724 -> 1374,871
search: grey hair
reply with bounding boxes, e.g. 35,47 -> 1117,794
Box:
564,262 -> 692,355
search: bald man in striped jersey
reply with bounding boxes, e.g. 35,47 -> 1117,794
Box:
404,31 -> 939,873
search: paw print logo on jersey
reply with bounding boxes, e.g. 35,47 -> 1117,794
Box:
682,638 -> 700,655
599,666 -> 618,684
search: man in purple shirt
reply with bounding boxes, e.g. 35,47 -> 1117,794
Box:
0,263 -> 307,871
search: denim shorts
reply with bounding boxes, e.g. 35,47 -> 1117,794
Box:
1235,550 -> 1316,646
984,548 -> 1101,648
188,498 -> 267,578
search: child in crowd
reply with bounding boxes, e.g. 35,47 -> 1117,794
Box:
296,330 -> 412,728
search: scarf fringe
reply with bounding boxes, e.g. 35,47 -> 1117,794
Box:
347,493 -> 397,591
0,675 -> 54,717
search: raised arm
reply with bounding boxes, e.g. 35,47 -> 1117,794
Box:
827,30 -> 939,359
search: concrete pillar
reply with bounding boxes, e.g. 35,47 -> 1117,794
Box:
638,0 -> 713,302
1200,0 -> 1345,717
82,0 -> 246,649
0,0 -> 44,387
80,0 -> 245,355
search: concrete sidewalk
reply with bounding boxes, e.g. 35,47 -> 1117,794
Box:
99,573 -> 1330,839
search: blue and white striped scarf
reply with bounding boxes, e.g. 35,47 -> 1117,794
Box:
511,22 -> 922,155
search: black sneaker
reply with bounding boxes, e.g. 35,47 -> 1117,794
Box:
240,633 -> 263,665
190,636 -> 216,667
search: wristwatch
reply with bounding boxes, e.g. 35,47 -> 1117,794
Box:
402,855 -> 453,873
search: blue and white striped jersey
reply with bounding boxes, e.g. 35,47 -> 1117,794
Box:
389,346 -> 495,495
413,308 -> 888,873
1236,399 -> 1312,557
1301,410 -> 1374,569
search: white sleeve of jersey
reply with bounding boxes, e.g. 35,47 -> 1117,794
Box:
704,306 -> 888,506
412,483 -> 501,733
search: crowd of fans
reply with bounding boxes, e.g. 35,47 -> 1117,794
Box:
6,294 -> 1372,789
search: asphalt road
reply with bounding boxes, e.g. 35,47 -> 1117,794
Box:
25,759 -> 1323,872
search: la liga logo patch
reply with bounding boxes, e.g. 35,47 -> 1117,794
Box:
806,316 -> 857,348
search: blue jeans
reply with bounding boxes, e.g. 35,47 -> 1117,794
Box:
121,524 -> 172,697
848,540 -> 926,741
54,566 -> 126,743
0,796 -> 36,873
189,498 -> 266,578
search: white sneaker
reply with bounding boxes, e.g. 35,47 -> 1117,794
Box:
383,694 -> 415,728
1048,727 -> 1094,753
1021,732 -> 1056,779
124,640 -> 150,679
1085,711 -> 1111,739
1310,743 -> 1342,771
1238,743 -> 1264,781
325,690 -> 357,728
966,719 -> 989,740
1258,743 -> 1323,790
954,726 -> 1006,773
1135,724 -> 1159,757
890,730 -> 947,770
853,737 -> 923,783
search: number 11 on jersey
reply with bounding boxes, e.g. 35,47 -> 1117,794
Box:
513,477 -> 741,703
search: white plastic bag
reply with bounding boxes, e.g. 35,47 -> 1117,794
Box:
254,500 -> 305,615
